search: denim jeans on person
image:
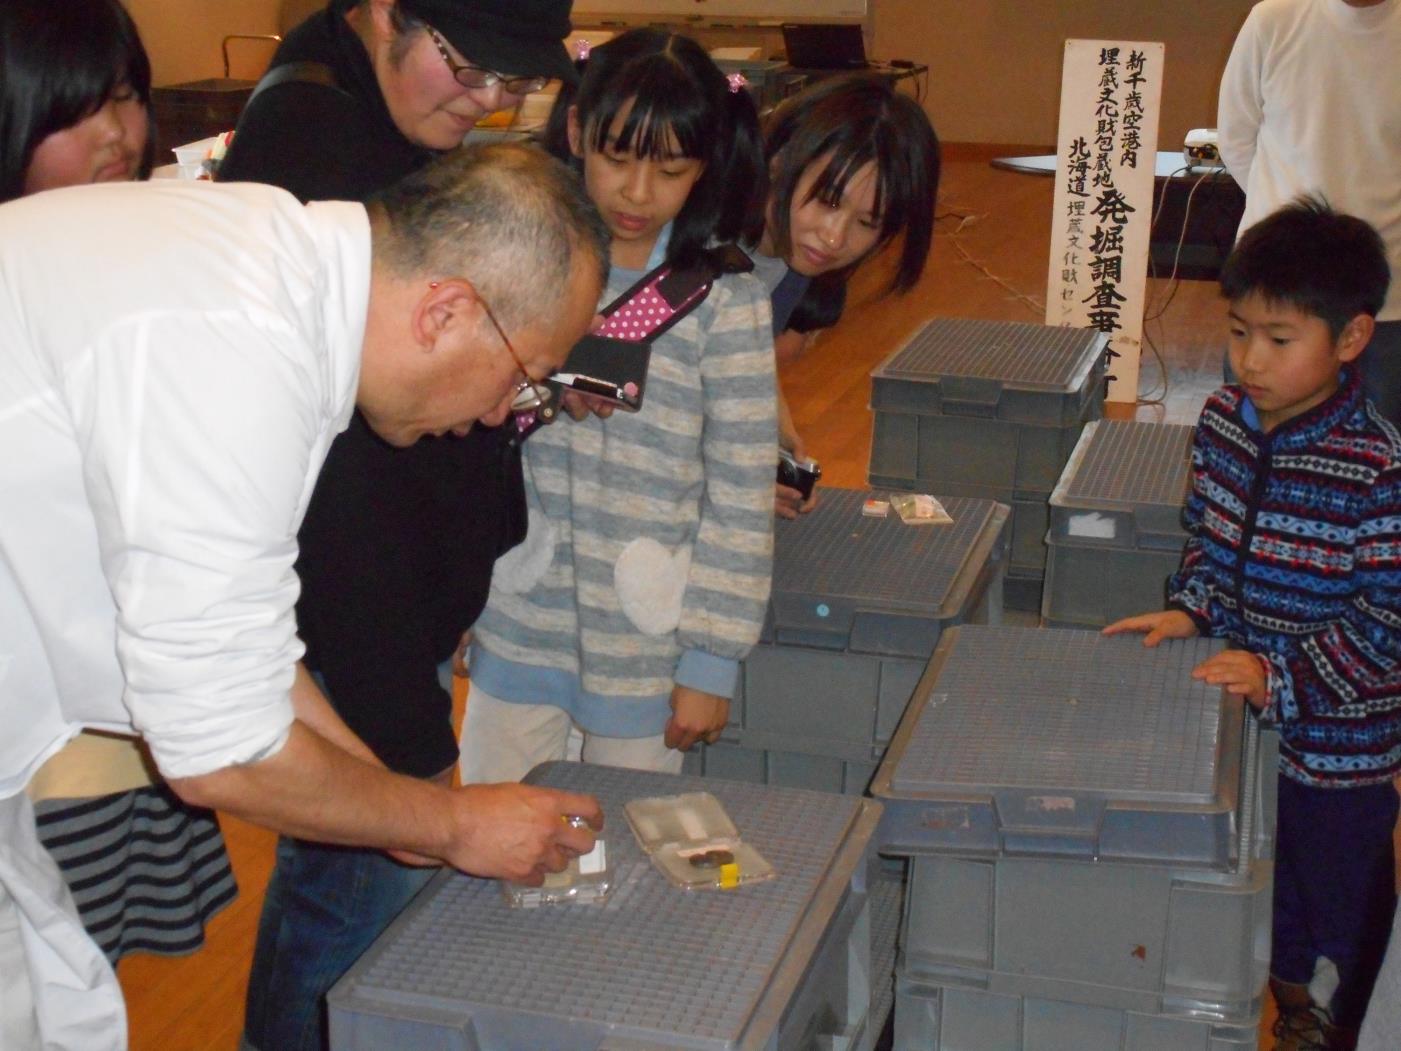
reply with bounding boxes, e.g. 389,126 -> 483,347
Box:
241,836 -> 435,1051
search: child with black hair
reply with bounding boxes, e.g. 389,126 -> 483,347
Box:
460,28 -> 776,780
745,73 -> 940,517
1106,196 -> 1401,1051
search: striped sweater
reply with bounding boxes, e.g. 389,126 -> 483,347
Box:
468,263 -> 776,737
1169,368 -> 1401,787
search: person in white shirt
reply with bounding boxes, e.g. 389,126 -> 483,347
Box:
1217,0 -> 1401,426
0,141 -> 607,1051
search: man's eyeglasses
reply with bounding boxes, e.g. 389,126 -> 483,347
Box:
478,295 -> 554,414
426,28 -> 551,95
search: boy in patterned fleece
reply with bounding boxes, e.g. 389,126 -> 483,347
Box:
1106,196 -> 1401,1051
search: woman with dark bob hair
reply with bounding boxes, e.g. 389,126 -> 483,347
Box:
0,0 -> 155,200
0,0 -> 237,1011
745,73 -> 940,516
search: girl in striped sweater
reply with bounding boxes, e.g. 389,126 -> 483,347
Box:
460,29 -> 775,780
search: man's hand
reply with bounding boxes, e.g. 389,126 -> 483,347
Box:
1102,609 -> 1199,647
664,685 -> 729,752
1192,649 -> 1269,710
451,782 -> 603,884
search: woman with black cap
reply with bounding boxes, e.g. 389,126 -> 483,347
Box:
219,5 -> 576,1051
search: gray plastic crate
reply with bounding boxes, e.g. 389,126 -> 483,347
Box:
1043,421 -> 1194,628
731,488 -> 1008,762
682,739 -> 879,797
900,853 -> 1270,1021
868,858 -> 907,1047
328,762 -> 882,1051
870,625 -> 1259,869
861,478 -> 1045,580
892,976 -> 1258,1051
868,318 -> 1106,495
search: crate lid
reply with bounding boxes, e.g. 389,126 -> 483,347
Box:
1055,420 -> 1194,508
873,318 -> 1107,392
872,625 -> 1243,867
330,762 -> 880,1050
1050,421 -> 1193,549
767,488 -> 1007,656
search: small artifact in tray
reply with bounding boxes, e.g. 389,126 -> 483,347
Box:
624,791 -> 775,891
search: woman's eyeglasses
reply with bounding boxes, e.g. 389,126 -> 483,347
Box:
426,28 -> 551,95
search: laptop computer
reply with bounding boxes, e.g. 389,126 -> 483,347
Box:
781,23 -> 871,71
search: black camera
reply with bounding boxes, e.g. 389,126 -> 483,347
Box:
776,449 -> 821,500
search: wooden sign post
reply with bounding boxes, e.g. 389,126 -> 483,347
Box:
1046,40 -> 1164,405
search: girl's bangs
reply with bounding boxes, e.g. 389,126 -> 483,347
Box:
585,60 -> 711,161
808,141 -> 898,234
48,18 -> 148,129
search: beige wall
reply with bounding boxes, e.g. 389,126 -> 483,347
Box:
127,0 -> 284,85
129,0 -> 1257,147
873,0 -> 1256,148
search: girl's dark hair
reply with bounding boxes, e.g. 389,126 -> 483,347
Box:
1220,194 -> 1390,339
542,28 -> 765,269
0,0 -> 153,202
752,73 -> 940,332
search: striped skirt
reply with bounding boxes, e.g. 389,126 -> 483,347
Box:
34,785 -> 237,964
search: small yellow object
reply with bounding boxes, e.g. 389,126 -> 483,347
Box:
718,862 -> 740,889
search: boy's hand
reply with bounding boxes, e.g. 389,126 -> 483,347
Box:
1192,649 -> 1269,710
1102,609 -> 1199,647
664,685 -> 729,752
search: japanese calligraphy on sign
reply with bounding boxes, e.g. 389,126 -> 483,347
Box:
1046,40 -> 1164,404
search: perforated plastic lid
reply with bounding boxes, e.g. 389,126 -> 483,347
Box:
331,762 -> 879,1049
877,318 -> 1105,390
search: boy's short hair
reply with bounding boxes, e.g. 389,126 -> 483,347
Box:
1219,195 -> 1391,338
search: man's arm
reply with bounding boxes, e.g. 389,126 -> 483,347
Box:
76,312 -> 599,881
289,662 -> 379,766
1216,8 -> 1266,193
169,722 -> 600,881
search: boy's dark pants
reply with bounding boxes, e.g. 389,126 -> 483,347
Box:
1273,774 -> 1400,1028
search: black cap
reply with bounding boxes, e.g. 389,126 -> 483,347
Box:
398,0 -> 576,83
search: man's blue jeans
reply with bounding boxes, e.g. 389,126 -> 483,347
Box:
241,836 -> 435,1051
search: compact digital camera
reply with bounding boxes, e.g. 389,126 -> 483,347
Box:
776,449 -> 821,500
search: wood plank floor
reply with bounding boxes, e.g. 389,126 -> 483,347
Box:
118,153 -> 1274,1049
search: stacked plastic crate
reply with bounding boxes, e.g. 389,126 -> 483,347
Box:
683,486 -> 1009,796
872,625 -> 1273,1051
1043,420 -> 1194,629
328,761 -> 883,1051
1042,420 -> 1280,858
682,486 -> 1008,1043
868,318 -> 1107,610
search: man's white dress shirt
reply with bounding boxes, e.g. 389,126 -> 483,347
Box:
0,180 -> 370,1049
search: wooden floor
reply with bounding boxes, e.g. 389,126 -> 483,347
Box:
118,152 -> 1266,1049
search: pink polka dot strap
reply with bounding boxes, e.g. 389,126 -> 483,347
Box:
594,266 -> 714,343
